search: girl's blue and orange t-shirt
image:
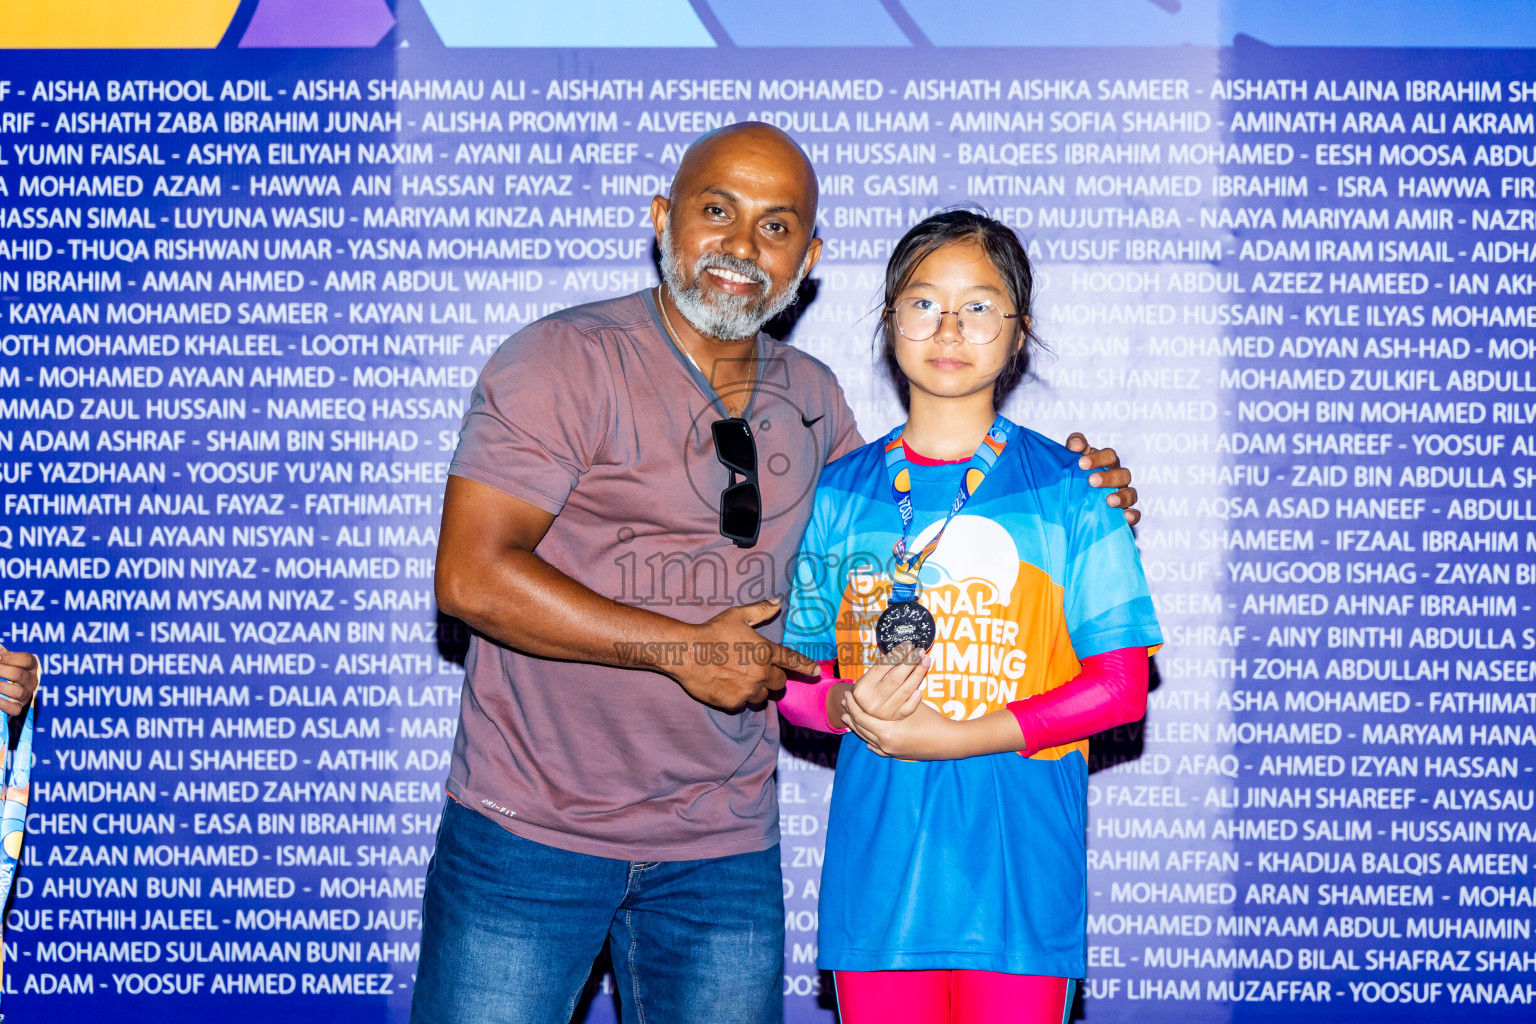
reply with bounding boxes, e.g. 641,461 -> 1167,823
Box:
783,418 -> 1162,978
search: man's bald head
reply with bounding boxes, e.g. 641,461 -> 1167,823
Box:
671,122 -> 819,225
649,121 -> 824,342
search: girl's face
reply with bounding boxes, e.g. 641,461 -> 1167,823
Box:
890,241 -> 1022,405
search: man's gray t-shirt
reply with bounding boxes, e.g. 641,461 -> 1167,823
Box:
446,290 -> 864,861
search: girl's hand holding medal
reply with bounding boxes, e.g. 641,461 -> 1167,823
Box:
848,642 -> 928,720
842,690 -> 956,762
839,642 -> 951,759
839,642 -> 1033,762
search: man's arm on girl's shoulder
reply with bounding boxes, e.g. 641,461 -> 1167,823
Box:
0,648 -> 39,716
1066,433 -> 1140,526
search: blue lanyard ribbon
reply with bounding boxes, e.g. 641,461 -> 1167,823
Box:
880,415 -> 1011,602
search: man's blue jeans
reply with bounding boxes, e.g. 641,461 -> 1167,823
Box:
410,798 -> 785,1024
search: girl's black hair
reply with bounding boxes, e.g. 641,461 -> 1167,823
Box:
878,208 -> 1040,410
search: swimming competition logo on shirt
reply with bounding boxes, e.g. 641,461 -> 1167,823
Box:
836,515 -> 1083,734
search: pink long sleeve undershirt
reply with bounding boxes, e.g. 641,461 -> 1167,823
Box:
1007,647 -> 1149,755
776,648 -> 1149,752
775,661 -> 850,734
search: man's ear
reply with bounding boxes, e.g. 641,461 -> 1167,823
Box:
800,235 -> 824,278
649,195 -> 671,241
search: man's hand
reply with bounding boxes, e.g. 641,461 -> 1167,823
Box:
0,649 -> 39,717
848,643 -> 927,722
674,598 -> 817,712
1066,432 -> 1140,527
842,695 -> 958,760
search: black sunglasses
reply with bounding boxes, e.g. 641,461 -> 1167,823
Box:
711,418 -> 760,548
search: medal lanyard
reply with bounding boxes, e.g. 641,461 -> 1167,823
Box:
882,415 -> 1010,601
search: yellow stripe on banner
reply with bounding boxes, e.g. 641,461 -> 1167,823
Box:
0,0 -> 240,48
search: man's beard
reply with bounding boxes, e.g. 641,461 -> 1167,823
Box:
659,220 -> 809,341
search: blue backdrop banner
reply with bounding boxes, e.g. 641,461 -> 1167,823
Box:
1,3 -> 1535,1021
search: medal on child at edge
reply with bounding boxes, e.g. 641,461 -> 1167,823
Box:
874,416 -> 1011,654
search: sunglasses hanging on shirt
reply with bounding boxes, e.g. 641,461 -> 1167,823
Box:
712,417 -> 760,548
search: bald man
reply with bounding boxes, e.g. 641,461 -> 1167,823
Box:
412,123 -> 1137,1024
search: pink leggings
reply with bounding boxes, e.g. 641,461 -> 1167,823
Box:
834,970 -> 1074,1024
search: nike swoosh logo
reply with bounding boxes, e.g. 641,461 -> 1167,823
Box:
801,413 -> 825,428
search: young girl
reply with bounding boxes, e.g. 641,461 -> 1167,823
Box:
777,210 -> 1161,1024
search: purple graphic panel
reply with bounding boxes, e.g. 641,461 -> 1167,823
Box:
240,0 -> 395,47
